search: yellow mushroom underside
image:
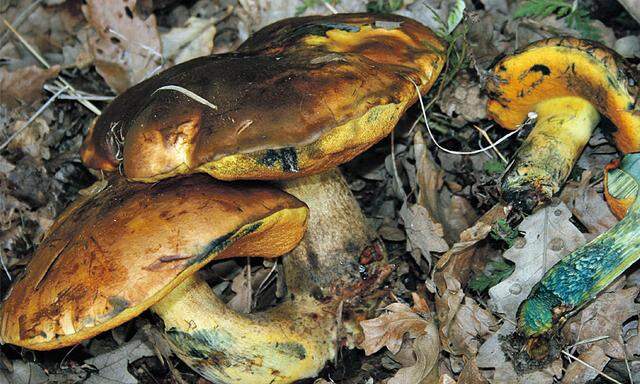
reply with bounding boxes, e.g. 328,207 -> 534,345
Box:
487,38 -> 640,153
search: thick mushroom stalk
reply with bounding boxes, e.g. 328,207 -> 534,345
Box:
517,153 -> 640,354
501,97 -> 599,211
152,170 -> 385,383
486,38 -> 640,212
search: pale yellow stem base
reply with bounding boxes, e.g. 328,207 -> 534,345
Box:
502,96 -> 600,211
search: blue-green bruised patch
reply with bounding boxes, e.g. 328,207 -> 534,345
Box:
271,341 -> 307,360
166,328 -> 234,364
191,221 -> 262,265
260,147 -> 299,173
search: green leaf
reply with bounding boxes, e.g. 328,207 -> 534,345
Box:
469,259 -> 515,293
483,159 -> 506,175
490,218 -> 519,247
446,0 -> 465,35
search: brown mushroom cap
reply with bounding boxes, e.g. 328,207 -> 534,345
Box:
80,13 -> 445,181
486,37 -> 640,153
0,175 -> 307,350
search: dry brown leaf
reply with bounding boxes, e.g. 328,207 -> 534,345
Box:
7,118 -> 51,160
414,130 -> 476,243
400,203 -> 449,262
0,65 -> 60,108
228,266 -> 272,314
562,278 -> 640,360
83,0 -> 162,93
161,16 -> 216,64
458,358 -> 489,384
561,345 -> 609,384
387,330 -> 440,384
434,203 -> 508,292
560,170 -> 618,239
445,297 -> 498,357
360,302 -> 432,356
488,203 -> 586,320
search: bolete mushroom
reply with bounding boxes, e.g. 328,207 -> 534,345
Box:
0,175 -> 317,368
5,13 -> 446,384
486,37 -> 640,212
80,13 -> 445,182
517,153 -> 640,358
604,156 -> 639,219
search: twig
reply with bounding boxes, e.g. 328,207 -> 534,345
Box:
322,1 -> 338,14
2,18 -> 102,116
0,0 -> 42,48
474,124 -> 508,163
561,350 -> 623,384
254,260 -> 278,304
566,335 -> 610,349
390,129 -> 407,202
0,249 -> 11,281
0,85 -> 68,152
246,256 -> 252,313
43,84 -> 114,102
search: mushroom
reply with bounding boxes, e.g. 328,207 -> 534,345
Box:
4,13 -> 446,384
517,153 -> 640,358
486,37 -> 640,212
604,155 -> 640,219
80,13 -> 445,182
0,175 -> 310,354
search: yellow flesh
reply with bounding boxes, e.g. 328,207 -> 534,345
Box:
503,96 -> 600,202
152,274 -> 336,384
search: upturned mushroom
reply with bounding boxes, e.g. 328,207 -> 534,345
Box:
6,13 -> 446,384
517,153 -> 640,358
486,37 -> 640,212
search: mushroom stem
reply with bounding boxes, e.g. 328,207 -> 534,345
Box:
152,169 -> 386,384
152,274 -> 336,384
502,96 -> 600,211
517,153 -> 640,342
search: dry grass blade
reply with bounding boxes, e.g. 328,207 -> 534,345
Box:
561,350 -> 622,384
0,86 -> 67,152
1,18 -> 102,116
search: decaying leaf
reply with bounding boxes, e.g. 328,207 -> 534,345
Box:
161,16 -> 216,64
560,170 -> 618,239
488,202 -> 586,319
360,296 -> 440,384
84,336 -> 155,384
0,65 -> 60,108
360,302 -> 433,356
435,203 -> 508,291
435,274 -> 498,357
0,360 -> 48,384
400,203 -> 450,265
476,322 -> 563,384
6,117 -> 51,160
561,345 -> 609,384
83,0 -> 162,93
562,278 -> 640,360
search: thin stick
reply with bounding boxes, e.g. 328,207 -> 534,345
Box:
43,84 -> 114,102
561,350 -> 622,384
0,249 -> 11,281
566,335 -> 610,349
0,85 -> 67,151
0,0 -> 42,48
246,256 -> 252,313
474,124 -> 508,163
2,18 -> 102,116
322,1 -> 338,14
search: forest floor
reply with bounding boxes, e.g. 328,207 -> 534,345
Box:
1,0 -> 640,383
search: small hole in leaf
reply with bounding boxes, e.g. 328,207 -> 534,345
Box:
110,37 -> 121,44
124,6 -> 133,19
96,48 -> 104,55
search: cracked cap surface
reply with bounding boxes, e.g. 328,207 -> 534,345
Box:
0,175 -> 307,350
